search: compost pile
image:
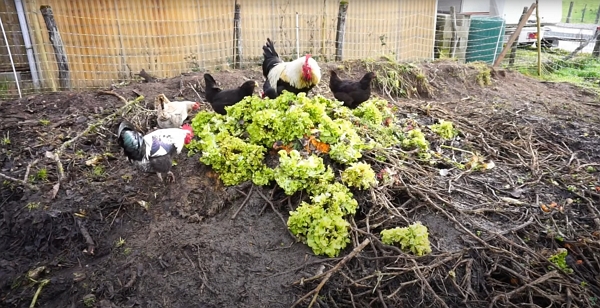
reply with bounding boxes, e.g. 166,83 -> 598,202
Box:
1,60 -> 599,308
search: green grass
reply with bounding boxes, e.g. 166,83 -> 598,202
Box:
513,49 -> 600,90
562,0 -> 600,23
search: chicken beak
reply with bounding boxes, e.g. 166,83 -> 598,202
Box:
254,81 -> 262,96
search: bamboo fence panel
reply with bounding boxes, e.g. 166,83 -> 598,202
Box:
398,0 -> 437,60
241,0 -> 339,62
0,0 -> 28,71
12,0 -> 437,90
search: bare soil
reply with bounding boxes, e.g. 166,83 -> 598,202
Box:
1,60 -> 599,308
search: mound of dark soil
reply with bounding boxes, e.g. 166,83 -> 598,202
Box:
1,60 -> 599,308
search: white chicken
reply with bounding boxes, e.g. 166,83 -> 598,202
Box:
154,94 -> 200,129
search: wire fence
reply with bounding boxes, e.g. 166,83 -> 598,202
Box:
0,0 -> 598,99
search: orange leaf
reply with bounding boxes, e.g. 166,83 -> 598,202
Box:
383,117 -> 393,127
273,141 -> 294,154
309,137 -> 330,154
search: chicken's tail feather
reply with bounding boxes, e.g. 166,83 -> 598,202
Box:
262,38 -> 283,78
262,38 -> 279,59
118,120 -> 136,138
117,120 -> 145,161
204,73 -> 217,89
203,73 -> 222,104
154,94 -> 167,117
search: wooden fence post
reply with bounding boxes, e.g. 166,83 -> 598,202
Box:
535,0 -> 541,76
596,3 -> 600,24
563,28 -> 600,60
493,2 -> 537,68
40,5 -> 70,90
232,1 -> 242,69
509,7 -> 529,66
566,1 -> 574,23
334,1 -> 348,61
25,0 -> 56,91
581,4 -> 587,23
449,6 -> 458,58
592,27 -> 600,58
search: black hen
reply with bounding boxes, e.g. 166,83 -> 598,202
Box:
262,79 -> 278,99
329,71 -> 377,109
204,73 -> 258,115
117,120 -> 193,182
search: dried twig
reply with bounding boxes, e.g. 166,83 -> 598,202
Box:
268,258 -> 341,278
23,158 -> 39,182
291,238 -> 371,308
0,172 -> 38,190
256,188 -> 295,238
231,184 -> 254,219
193,244 -> 219,294
98,90 -> 128,104
489,271 -> 561,307
77,218 -> 95,255
188,82 -> 204,102
123,268 -> 137,288
29,279 -> 50,308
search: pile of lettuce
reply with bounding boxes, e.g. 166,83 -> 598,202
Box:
187,92 -> 432,257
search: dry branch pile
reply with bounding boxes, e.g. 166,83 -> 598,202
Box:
289,100 -> 600,307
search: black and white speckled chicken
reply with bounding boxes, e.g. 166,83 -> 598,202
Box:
117,120 -> 193,182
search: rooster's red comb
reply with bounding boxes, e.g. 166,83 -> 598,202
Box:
182,123 -> 192,131
305,54 -> 311,64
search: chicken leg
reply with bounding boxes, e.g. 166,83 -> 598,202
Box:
155,171 -> 175,183
166,171 -> 176,183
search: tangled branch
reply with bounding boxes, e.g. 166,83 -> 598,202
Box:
290,97 -> 599,307
47,91 -> 145,196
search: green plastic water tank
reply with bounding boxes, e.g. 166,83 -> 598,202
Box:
465,17 -> 506,64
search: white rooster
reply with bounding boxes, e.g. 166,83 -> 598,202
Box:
262,38 -> 322,98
